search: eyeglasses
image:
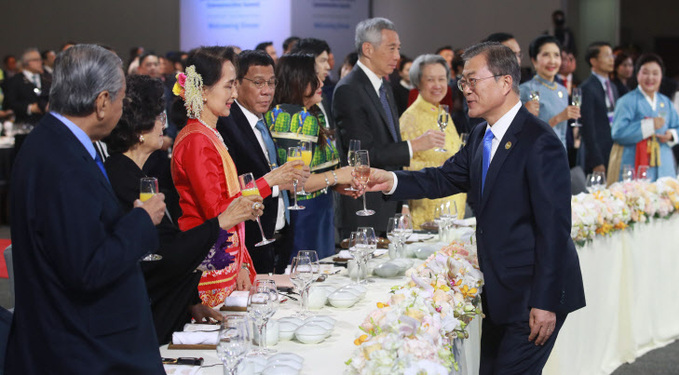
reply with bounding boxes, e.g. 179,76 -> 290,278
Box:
156,112 -> 167,129
457,75 -> 505,92
242,77 -> 277,89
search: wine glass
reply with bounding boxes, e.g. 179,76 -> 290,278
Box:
571,88 -> 582,127
399,213 -> 414,246
592,171 -> 606,190
386,217 -> 403,259
345,139 -> 361,191
357,227 -> 376,283
216,315 -> 249,375
247,280 -> 278,355
435,104 -> 449,152
290,255 -> 313,317
636,165 -> 650,182
460,133 -> 469,149
298,141 -> 313,196
354,150 -> 375,216
529,90 -> 541,103
622,164 -> 635,182
287,147 -> 305,210
139,177 -> 162,261
239,173 -> 275,247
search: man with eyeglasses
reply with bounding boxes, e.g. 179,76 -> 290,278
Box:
363,41 -> 585,374
217,49 -> 295,274
4,48 -> 50,126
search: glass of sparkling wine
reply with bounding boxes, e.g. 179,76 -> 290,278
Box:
436,104 -> 449,152
287,147 -> 305,210
298,141 -> 313,196
238,172 -> 275,247
345,139 -> 361,191
354,150 -> 375,216
571,88 -> 582,127
139,177 -> 162,261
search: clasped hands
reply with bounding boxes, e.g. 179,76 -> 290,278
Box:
344,168 -> 396,199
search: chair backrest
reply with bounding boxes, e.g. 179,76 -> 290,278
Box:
570,166 -> 587,195
3,246 -> 12,309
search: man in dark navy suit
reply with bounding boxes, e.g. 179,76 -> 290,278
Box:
366,42 -> 586,374
7,45 -> 167,374
3,48 -> 50,125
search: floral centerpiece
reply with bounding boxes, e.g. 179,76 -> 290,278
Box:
345,243 -> 483,374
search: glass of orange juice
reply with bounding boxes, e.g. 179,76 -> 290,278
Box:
298,141 -> 312,195
139,177 -> 162,261
238,173 -> 275,247
287,147 -> 305,210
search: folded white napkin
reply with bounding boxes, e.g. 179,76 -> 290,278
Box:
171,331 -> 219,345
182,323 -> 220,332
163,365 -> 202,375
336,250 -> 354,259
223,291 -> 249,308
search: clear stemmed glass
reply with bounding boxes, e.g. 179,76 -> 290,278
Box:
621,164 -> 635,182
357,227 -> 376,283
592,171 -> 606,190
399,213 -> 413,248
529,90 -> 541,103
139,177 -> 162,261
386,217 -> 403,259
216,315 -> 249,375
354,150 -> 375,216
297,250 -> 319,312
349,231 -> 366,282
247,280 -> 278,355
636,165 -> 650,182
571,88 -> 582,127
435,104 -> 450,152
287,147 -> 305,210
298,141 -> 313,196
239,172 -> 275,247
290,255 -> 313,317
459,133 -> 469,149
345,139 -> 361,191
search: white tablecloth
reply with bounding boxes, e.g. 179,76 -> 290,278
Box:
160,257 -> 481,374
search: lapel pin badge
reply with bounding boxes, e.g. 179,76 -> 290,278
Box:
558,91 -> 563,98
505,141 -> 512,150
660,102 -> 665,108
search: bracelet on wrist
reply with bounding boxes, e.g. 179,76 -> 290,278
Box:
331,170 -> 338,186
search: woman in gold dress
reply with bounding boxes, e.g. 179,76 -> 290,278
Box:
399,54 -> 466,229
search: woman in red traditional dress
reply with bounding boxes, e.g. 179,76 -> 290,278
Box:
171,47 -> 307,307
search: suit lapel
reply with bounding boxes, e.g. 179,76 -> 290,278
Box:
233,104 -> 272,170
355,68 -> 398,142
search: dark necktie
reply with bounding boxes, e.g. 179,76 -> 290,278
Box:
379,82 -> 398,141
94,153 -> 109,183
482,128 -> 494,193
255,119 -> 290,223
604,80 -> 616,111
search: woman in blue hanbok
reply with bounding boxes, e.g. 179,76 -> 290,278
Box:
610,53 -> 679,182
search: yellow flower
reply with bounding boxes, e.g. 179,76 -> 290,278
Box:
460,285 -> 478,299
377,302 -> 389,309
354,334 -> 369,346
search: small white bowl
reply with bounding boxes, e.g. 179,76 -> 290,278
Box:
277,317 -> 304,327
373,262 -> 401,278
305,316 -> 336,328
327,295 -> 358,308
295,331 -> 327,344
261,363 -> 300,375
268,352 -> 304,365
266,358 -> 303,371
278,321 -> 298,341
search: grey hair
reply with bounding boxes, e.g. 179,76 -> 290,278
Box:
50,44 -> 124,116
462,42 -> 520,94
355,17 -> 397,56
409,54 -> 451,89
20,48 -> 40,64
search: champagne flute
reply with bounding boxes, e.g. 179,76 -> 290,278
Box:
571,88 -> 582,127
354,150 -> 375,216
139,177 -> 162,261
298,141 -> 313,196
287,147 -> 305,210
345,139 -> 361,191
297,250 -> 320,308
239,172 -> 275,247
216,315 -> 249,375
349,231 -> 366,282
435,104 -> 450,152
386,217 -> 403,259
290,255 -> 313,317
247,280 -> 278,355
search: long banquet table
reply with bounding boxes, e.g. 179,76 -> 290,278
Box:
161,215 -> 679,374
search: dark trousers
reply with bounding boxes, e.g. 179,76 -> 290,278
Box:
480,313 -> 567,375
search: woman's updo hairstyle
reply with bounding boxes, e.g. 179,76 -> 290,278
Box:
105,74 -> 165,154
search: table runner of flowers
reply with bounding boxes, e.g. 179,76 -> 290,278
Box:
345,243 -> 484,374
571,177 -> 679,243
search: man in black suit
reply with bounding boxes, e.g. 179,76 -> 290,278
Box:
7,44 -> 167,374
365,42 -> 585,374
580,41 -> 618,174
218,50 -> 295,273
333,17 -> 444,236
3,48 -> 50,125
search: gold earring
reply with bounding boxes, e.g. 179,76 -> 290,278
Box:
139,135 -> 145,143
